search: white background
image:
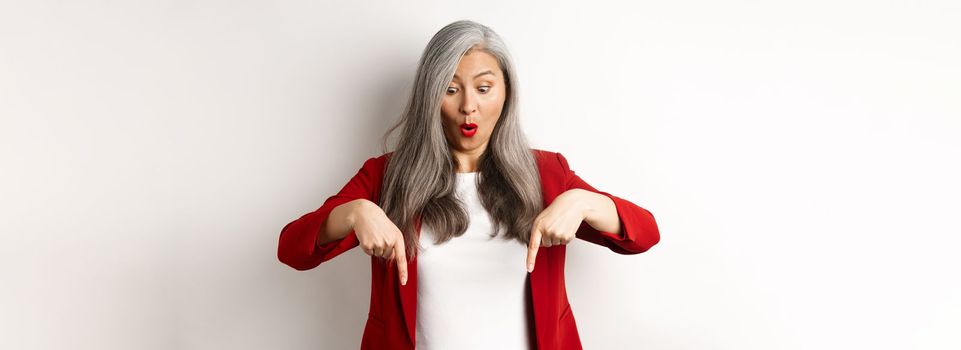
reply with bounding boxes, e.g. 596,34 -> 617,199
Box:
2,1 -> 959,349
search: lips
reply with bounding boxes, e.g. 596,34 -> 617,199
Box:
460,122 -> 478,137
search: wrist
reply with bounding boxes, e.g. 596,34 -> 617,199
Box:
564,189 -> 594,221
347,199 -> 374,228
576,189 -> 608,224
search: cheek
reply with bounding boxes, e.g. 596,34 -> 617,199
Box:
440,100 -> 456,120
483,94 -> 506,118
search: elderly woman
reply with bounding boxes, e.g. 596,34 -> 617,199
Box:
278,20 -> 660,350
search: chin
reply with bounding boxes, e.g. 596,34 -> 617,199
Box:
452,140 -> 476,150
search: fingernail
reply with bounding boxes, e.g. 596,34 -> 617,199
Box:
528,264 -> 533,272
402,276 -> 407,285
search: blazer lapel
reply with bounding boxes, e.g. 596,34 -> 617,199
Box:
398,216 -> 421,346
528,244 -> 549,348
529,174 -> 557,349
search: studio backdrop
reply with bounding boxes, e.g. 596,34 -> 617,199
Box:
1,1 -> 959,349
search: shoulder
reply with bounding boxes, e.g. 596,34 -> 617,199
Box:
531,148 -> 569,170
369,151 -> 395,164
347,152 -> 392,176
375,151 -> 393,163
531,148 -> 553,159
531,148 -> 558,160
530,148 -> 573,182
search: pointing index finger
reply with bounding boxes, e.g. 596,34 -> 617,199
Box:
394,237 -> 408,286
527,230 -> 541,273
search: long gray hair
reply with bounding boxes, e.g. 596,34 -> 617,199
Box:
379,20 -> 543,259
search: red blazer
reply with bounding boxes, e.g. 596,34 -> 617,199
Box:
278,149 -> 660,349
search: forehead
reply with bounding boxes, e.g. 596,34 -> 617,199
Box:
453,50 -> 502,79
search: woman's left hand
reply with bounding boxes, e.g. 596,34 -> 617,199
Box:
527,188 -> 589,272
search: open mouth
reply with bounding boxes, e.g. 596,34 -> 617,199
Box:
460,123 -> 478,137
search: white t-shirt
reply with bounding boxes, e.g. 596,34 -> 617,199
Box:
415,171 -> 532,349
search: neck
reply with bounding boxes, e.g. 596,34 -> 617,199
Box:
452,143 -> 487,173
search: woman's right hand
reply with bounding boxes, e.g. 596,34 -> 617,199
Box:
350,199 -> 409,285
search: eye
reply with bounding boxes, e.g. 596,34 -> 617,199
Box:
478,86 -> 491,93
446,87 -> 458,95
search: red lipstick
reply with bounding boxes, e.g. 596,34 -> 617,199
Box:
460,122 -> 478,137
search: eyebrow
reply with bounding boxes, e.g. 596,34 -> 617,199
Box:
453,70 -> 495,80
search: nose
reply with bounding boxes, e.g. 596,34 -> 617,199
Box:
459,90 -> 477,121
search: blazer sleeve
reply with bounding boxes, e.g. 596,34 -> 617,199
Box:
277,157 -> 377,271
556,152 -> 661,254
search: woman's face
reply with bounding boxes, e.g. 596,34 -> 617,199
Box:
440,49 -> 506,155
